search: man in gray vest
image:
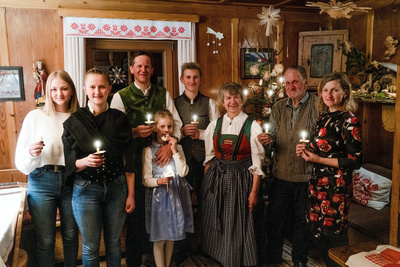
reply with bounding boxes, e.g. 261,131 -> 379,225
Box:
258,66 -> 319,267
174,62 -> 219,264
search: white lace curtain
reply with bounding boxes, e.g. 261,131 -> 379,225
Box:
63,17 -> 196,106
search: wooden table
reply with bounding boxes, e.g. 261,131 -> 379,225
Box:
328,242 -> 378,267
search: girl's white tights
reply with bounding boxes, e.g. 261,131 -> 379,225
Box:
153,240 -> 174,267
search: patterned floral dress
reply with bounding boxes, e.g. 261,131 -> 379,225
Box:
306,110 -> 362,238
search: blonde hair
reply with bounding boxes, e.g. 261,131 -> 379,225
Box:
181,62 -> 202,78
83,67 -> 111,86
317,72 -> 357,113
153,109 -> 175,140
42,70 -> 79,117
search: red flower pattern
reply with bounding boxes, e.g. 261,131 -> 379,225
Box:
317,139 -> 331,152
351,127 -> 362,141
164,26 -> 170,33
178,27 -> 185,33
323,218 -> 334,226
317,192 -> 327,200
134,25 -> 142,32
88,23 -> 96,31
103,24 -> 111,31
310,213 -> 318,221
317,176 -> 329,186
71,23 -> 79,30
332,194 -> 344,203
121,25 -> 128,32
150,26 -> 157,33
318,127 -> 327,137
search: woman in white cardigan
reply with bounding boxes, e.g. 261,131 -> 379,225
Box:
15,70 -> 80,267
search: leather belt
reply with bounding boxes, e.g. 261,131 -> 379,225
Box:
43,165 -> 65,172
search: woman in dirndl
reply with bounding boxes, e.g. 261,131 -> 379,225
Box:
197,82 -> 265,267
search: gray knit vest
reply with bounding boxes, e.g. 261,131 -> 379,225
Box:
272,93 -> 319,183
175,93 -> 210,162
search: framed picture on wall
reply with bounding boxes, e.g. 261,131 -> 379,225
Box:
0,66 -> 25,102
241,48 -> 274,79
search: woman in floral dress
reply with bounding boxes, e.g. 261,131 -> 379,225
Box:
296,72 -> 362,267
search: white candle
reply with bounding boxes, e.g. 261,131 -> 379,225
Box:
259,78 -> 263,86
299,130 -> 309,144
145,113 -> 154,124
243,89 -> 249,97
264,123 -> 270,134
163,165 -> 174,193
278,76 -> 284,85
94,140 -> 101,153
191,114 -> 199,124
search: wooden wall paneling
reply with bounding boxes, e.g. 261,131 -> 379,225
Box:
283,20 -> 320,68
365,11 -> 374,63
389,65 -> 400,246
372,6 -> 400,64
358,102 -> 394,169
0,7 -> 15,170
3,8 -> 64,172
197,17 -> 232,102
231,18 -> 239,83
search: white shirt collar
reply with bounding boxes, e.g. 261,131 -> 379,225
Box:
134,81 -> 152,96
87,102 -> 109,114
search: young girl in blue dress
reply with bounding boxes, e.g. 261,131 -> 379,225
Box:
142,109 -> 194,267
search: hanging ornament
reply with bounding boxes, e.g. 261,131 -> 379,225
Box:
306,0 -> 371,19
257,6 -> 281,37
206,27 -> 224,54
109,66 -> 127,85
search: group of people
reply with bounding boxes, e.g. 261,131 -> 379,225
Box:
15,50 -> 362,267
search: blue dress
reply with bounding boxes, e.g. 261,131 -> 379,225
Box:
145,142 -> 194,242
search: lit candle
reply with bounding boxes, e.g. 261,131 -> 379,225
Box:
267,89 -> 273,98
243,89 -> 249,97
299,130 -> 309,144
145,113 -> 154,125
191,114 -> 199,124
264,123 -> 270,134
278,76 -> 284,85
163,165 -> 174,192
94,140 -> 101,153
259,78 -> 263,86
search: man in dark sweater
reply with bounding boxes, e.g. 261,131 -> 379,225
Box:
258,66 -> 319,267
174,62 -> 219,264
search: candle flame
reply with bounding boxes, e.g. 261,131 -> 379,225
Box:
146,113 -> 151,121
300,130 -> 307,140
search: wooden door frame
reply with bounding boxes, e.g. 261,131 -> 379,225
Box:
85,39 -> 178,98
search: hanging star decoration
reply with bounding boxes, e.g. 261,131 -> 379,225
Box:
257,6 -> 281,37
306,0 -> 371,19
109,66 -> 126,85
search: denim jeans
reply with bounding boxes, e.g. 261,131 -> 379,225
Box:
72,175 -> 127,267
27,167 -> 79,267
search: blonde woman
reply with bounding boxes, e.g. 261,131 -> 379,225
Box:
15,70 -> 79,266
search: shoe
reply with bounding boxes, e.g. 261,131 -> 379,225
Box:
293,262 -> 307,267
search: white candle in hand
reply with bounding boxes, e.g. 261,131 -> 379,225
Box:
94,140 -> 101,153
145,113 -> 154,124
299,130 -> 309,144
191,114 -> 199,124
264,123 -> 270,134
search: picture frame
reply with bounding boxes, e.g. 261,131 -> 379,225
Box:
241,48 -> 274,79
0,66 -> 25,102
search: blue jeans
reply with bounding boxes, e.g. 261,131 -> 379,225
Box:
72,175 -> 127,267
27,167 -> 79,267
